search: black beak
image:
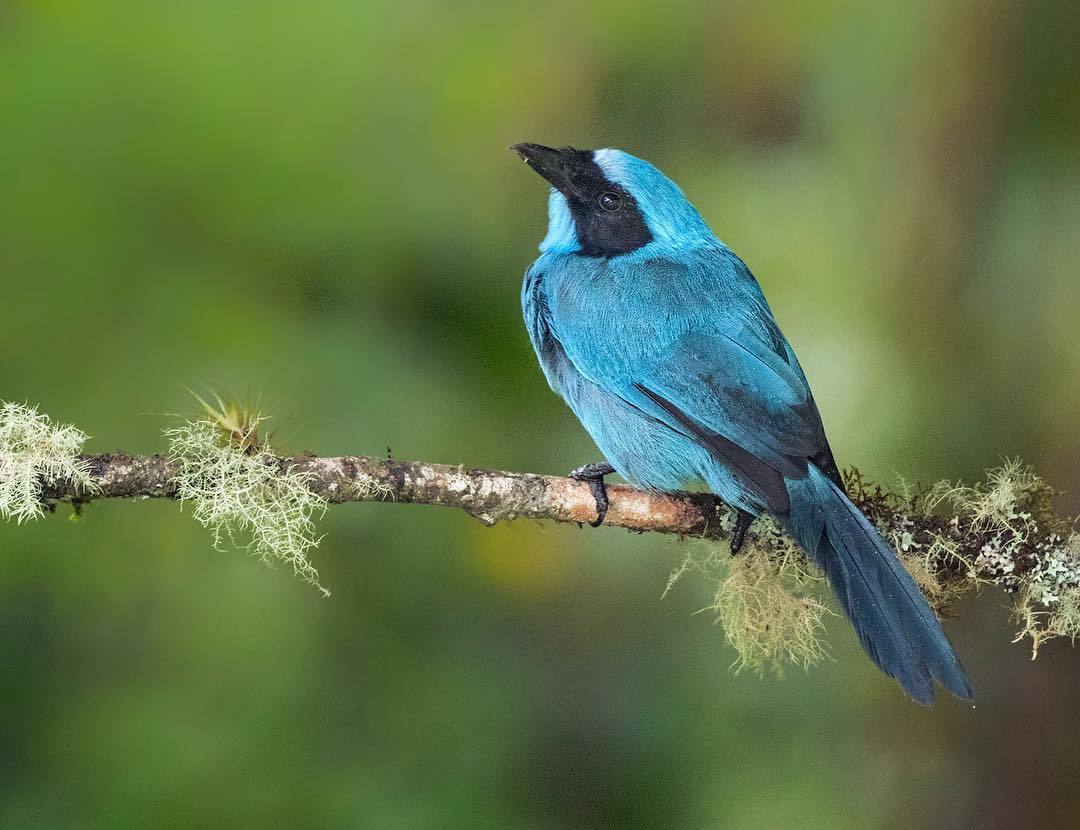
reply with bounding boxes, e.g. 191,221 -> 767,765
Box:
510,143 -> 580,194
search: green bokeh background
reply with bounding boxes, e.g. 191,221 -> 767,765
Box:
2,1 -> 1079,827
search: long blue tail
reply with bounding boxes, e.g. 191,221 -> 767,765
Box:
781,466 -> 972,705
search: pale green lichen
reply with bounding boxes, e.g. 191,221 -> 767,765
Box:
0,401 -> 95,523
888,518 -> 976,615
669,460 -> 1080,672
667,517 -> 831,674
854,460 -> 1080,656
165,416 -> 329,595
351,472 -> 395,502
1011,537 -> 1080,657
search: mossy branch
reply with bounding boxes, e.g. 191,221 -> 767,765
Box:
4,402 -> 1079,665
38,450 -> 734,536
36,451 -> 1079,598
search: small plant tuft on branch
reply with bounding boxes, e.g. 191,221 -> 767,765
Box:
164,415 -> 329,596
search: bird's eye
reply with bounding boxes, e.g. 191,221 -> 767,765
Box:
598,192 -> 622,212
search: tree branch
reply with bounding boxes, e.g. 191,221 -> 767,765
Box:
36,453 -> 1070,583
8,405 -> 1078,658
43,452 -> 732,540
20,443 -> 1080,653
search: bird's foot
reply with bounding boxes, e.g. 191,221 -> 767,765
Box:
730,509 -> 755,554
569,462 -> 616,527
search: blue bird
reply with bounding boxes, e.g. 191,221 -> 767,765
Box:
512,143 -> 972,705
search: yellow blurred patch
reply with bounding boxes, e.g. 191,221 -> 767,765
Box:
466,520 -> 580,596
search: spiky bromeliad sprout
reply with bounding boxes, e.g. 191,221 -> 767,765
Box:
165,392 -> 330,595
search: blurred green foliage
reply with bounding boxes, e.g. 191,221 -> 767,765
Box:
1,1 -> 1079,826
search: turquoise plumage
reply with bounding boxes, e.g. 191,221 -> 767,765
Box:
514,144 -> 971,704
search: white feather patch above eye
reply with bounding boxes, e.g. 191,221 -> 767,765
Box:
591,148 -> 630,186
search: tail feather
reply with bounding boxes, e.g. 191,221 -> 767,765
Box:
782,466 -> 972,705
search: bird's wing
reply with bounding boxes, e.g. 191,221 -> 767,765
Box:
551,253 -> 833,510
628,323 -> 830,511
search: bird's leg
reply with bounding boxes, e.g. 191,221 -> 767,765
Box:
569,462 -> 616,527
730,509 -> 755,554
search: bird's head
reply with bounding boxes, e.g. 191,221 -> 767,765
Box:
511,144 -> 716,257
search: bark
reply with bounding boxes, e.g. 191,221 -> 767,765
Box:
41,452 -> 731,540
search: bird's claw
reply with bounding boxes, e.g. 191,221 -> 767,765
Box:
730,509 -> 755,554
569,462 -> 615,527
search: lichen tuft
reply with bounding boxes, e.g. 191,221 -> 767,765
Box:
669,460 -> 1080,673
352,472 -> 395,501
666,518 -> 831,674
1012,538 -> 1080,658
0,401 -> 95,523
851,460 -> 1080,650
165,417 -> 329,595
